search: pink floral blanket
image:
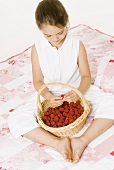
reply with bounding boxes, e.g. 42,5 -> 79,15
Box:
0,25 -> 114,170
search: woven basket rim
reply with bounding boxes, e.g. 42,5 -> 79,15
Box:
37,82 -> 89,112
37,82 -> 91,136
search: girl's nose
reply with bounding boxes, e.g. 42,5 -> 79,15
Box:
53,35 -> 59,42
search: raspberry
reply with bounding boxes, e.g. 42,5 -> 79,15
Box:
42,98 -> 84,127
59,107 -> 64,112
61,94 -> 65,99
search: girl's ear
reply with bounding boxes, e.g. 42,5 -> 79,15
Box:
66,21 -> 70,30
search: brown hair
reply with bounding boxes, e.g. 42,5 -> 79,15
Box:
35,0 -> 69,29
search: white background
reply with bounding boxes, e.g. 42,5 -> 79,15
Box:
0,0 -> 114,61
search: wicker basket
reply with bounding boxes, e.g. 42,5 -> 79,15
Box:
37,82 -> 91,137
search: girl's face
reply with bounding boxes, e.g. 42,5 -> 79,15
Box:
41,24 -> 67,48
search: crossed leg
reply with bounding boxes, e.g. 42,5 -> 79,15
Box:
71,118 -> 114,163
23,127 -> 72,162
23,118 -> 114,163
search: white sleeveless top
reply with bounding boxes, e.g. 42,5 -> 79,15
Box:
35,34 -> 81,95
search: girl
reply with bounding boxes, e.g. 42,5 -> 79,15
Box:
8,0 -> 114,163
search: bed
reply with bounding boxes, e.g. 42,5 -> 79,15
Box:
0,24 -> 114,170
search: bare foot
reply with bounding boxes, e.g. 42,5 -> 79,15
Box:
53,137 -> 72,162
71,137 -> 87,163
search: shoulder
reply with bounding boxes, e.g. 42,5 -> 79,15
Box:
34,36 -> 48,49
67,34 -> 80,49
79,41 -> 86,53
67,34 -> 86,56
78,41 -> 87,60
31,44 -> 37,56
66,34 -> 81,53
31,44 -> 38,63
67,33 -> 79,43
31,37 -> 46,57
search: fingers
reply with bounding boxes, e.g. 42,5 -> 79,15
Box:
50,96 -> 63,107
64,91 -> 79,103
55,96 -> 62,100
50,92 -> 79,108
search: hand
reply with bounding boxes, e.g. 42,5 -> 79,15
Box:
63,90 -> 79,103
49,95 -> 63,108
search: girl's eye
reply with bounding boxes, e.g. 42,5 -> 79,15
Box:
58,31 -> 64,35
46,35 -> 51,37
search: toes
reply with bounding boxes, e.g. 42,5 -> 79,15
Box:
72,153 -> 80,163
66,155 -> 73,163
63,152 -> 68,160
63,152 -> 72,162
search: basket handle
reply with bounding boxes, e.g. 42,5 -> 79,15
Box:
38,82 -> 88,111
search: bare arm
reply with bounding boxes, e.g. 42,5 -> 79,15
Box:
31,45 -> 63,106
61,41 -> 91,103
77,41 -> 91,94
31,45 -> 53,101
